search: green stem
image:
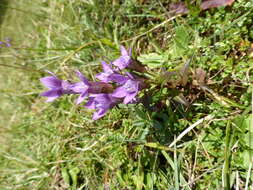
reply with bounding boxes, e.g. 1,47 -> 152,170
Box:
224,121 -> 232,190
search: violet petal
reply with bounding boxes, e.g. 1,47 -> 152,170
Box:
85,97 -> 96,109
92,109 -> 107,120
123,92 -> 137,104
70,82 -> 89,94
76,91 -> 88,105
76,70 -> 89,85
40,76 -> 62,88
109,73 -> 128,85
112,87 -> 128,98
120,45 -> 129,56
40,89 -> 62,97
46,96 -> 60,102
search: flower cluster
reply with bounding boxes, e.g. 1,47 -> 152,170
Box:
0,38 -> 11,48
40,46 -> 145,120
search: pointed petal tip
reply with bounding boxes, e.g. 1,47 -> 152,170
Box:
120,45 -> 128,56
76,91 -> 88,104
112,87 -> 127,98
92,109 -> 107,120
40,76 -> 61,88
76,70 -> 89,85
45,97 -> 58,102
123,92 -> 137,104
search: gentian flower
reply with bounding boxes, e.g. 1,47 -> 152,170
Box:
71,70 -> 113,104
4,38 -> 11,47
0,38 -> 11,48
112,73 -> 140,104
40,73 -> 74,102
95,61 -> 115,82
112,45 -> 132,70
85,94 -> 120,120
95,61 -> 127,84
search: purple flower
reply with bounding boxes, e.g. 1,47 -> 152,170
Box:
112,73 -> 140,104
0,38 -> 11,48
95,61 -> 115,82
71,71 -> 113,104
112,45 -> 132,70
4,38 -> 11,47
85,94 -> 120,120
40,74 -> 73,102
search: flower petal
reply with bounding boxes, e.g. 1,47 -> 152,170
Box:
112,57 -> 126,70
112,56 -> 131,70
101,61 -> 113,73
85,97 -> 96,109
40,76 -> 61,88
123,92 -> 137,104
40,89 -> 62,102
109,74 -> 128,84
76,70 -> 89,85
93,94 -> 111,105
112,87 -> 127,98
46,96 -> 59,102
96,73 -> 108,82
70,82 -> 88,94
125,72 -> 134,79
92,109 -> 107,120
120,46 -> 128,56
40,89 -> 62,97
76,91 -> 88,104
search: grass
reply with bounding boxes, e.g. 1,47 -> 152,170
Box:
0,0 -> 253,189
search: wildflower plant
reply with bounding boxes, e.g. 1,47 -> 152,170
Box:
40,43 -> 245,121
40,45 -> 146,120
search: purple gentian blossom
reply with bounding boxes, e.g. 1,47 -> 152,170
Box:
40,74 -> 74,102
85,94 -> 120,120
112,73 -> 140,104
71,70 -> 113,104
112,46 -> 132,70
4,38 -> 11,47
95,61 -> 126,84
95,61 -> 115,82
0,38 -> 11,48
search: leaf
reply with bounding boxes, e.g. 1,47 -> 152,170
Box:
69,167 -> 80,188
132,167 -> 144,190
61,168 -> 71,186
139,128 -> 149,141
173,94 -> 190,106
145,172 -> 155,189
144,142 -> 174,152
244,132 -> 253,148
135,107 -> 148,120
137,53 -> 167,69
241,150 -> 253,169
174,26 -> 190,52
234,115 -> 252,132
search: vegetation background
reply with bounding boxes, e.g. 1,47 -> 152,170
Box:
0,0 -> 253,189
